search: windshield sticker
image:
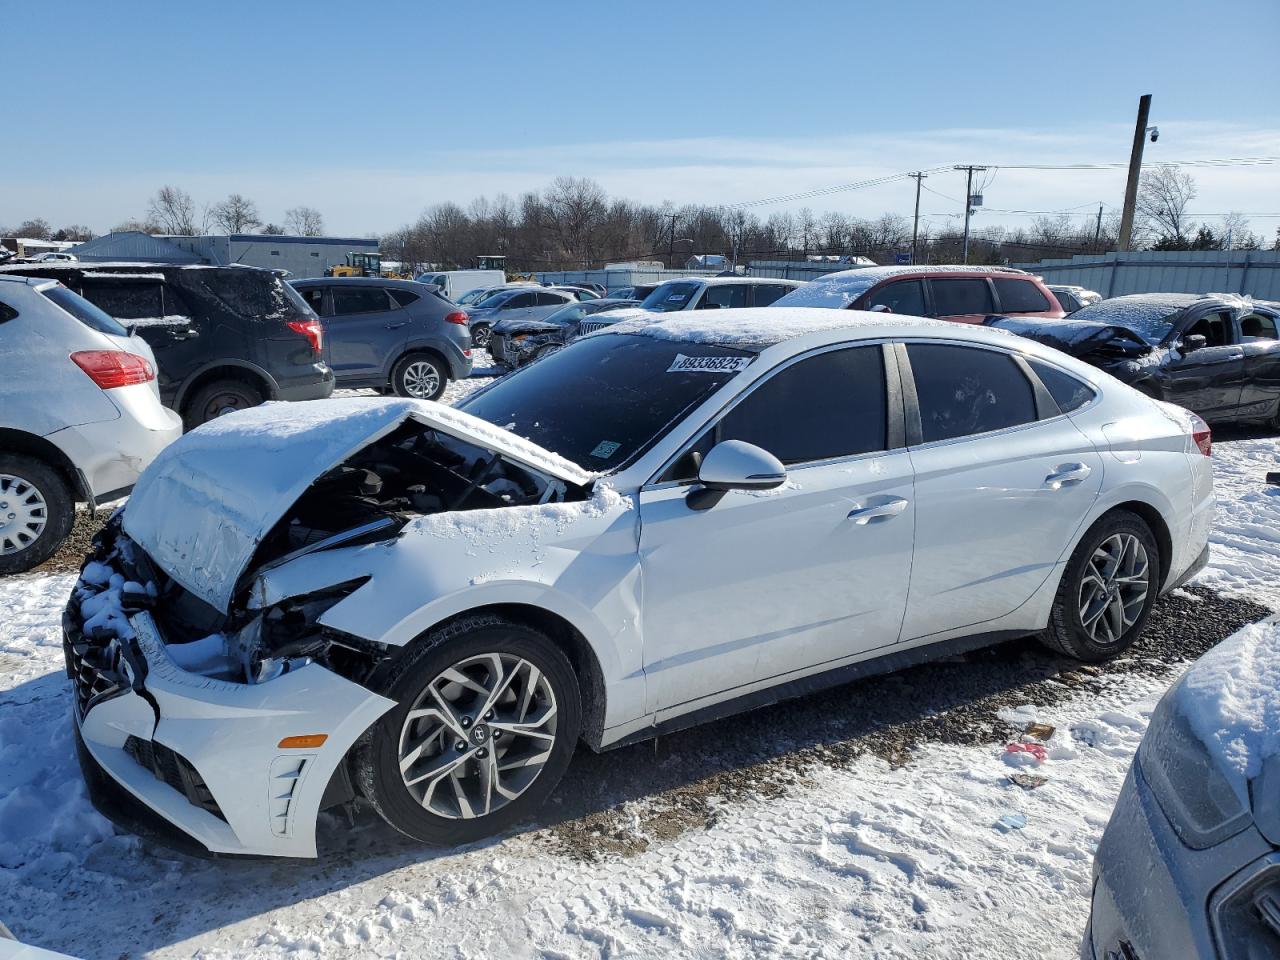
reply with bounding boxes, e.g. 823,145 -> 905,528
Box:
667,354 -> 752,374
667,294 -> 688,302
590,440 -> 622,459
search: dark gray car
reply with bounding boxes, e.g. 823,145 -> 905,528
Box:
461,287 -> 575,349
487,298 -> 640,368
1085,621 -> 1280,959
292,277 -> 472,401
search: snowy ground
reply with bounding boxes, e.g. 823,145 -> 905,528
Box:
1,387 -> 1278,959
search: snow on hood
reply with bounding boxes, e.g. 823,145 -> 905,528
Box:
122,397 -> 593,613
1178,616 -> 1280,795
594,307 -> 956,349
773,265 -> 1026,309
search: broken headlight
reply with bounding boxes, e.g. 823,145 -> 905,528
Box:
235,578 -> 370,684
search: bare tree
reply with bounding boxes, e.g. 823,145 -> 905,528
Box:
112,218 -> 162,234
147,185 -> 199,235
14,218 -> 53,239
210,194 -> 262,234
1137,167 -> 1197,246
284,206 -> 325,236
54,224 -> 95,242
259,223 -> 285,235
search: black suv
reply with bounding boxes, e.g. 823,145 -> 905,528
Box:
0,262 -> 334,426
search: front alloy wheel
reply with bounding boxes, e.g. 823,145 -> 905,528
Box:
357,616 -> 581,844
471,324 -> 492,349
398,653 -> 558,820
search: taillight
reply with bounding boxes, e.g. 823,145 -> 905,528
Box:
445,311 -> 469,326
70,350 -> 155,389
287,319 -> 323,354
1190,413 -> 1212,457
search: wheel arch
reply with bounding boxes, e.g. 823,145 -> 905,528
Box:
1106,499 -> 1174,588
173,361 -> 277,415
0,427 -> 90,503
429,602 -> 608,750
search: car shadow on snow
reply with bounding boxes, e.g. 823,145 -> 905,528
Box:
8,586 -> 1271,959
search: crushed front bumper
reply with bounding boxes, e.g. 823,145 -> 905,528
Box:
65,534 -> 394,858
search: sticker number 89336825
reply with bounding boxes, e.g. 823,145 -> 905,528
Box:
666,354 -> 752,374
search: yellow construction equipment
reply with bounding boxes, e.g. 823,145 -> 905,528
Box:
325,252 -> 410,279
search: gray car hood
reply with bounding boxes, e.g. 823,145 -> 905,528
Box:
122,397 -> 593,613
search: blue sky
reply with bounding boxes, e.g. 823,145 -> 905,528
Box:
6,0 -> 1278,236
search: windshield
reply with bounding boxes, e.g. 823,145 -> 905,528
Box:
456,288 -> 489,305
640,281 -> 701,312
42,284 -> 129,337
1070,299 -> 1189,344
458,333 -> 753,471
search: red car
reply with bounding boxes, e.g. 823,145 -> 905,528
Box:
773,265 -> 1066,325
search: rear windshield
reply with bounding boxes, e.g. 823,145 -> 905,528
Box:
194,270 -> 313,323
459,333 -> 753,471
41,284 -> 129,337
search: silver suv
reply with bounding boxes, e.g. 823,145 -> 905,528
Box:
0,275 -> 182,573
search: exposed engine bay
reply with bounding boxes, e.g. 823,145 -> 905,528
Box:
81,421 -> 588,689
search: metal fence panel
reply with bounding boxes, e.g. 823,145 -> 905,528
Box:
1015,251 -> 1280,301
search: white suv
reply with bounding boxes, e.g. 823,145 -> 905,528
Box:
637,276 -> 801,311
0,275 -> 182,573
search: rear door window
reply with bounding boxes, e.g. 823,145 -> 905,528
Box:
1240,312 -> 1279,340
81,281 -> 165,321
907,343 -> 1036,442
40,284 -> 129,336
535,291 -> 569,306
865,279 -> 925,315
751,284 -> 794,307
929,279 -> 995,318
331,287 -> 393,316
389,288 -> 420,308
994,278 -> 1053,313
717,346 -> 887,464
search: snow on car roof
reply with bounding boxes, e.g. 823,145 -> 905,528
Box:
597,306 -> 961,349
1069,293 -> 1237,343
773,265 -> 1027,308
1179,615 -> 1280,802
654,276 -> 799,287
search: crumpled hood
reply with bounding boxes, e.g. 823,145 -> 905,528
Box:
988,316 -> 1152,357
122,397 -> 593,613
492,317 -> 561,335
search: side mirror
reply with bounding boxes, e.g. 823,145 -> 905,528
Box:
1181,334 -> 1207,353
687,440 -> 786,511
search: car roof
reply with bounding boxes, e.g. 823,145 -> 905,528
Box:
291,276 -> 429,289
775,264 -> 1030,308
596,306 -> 1017,351
655,276 -> 798,287
0,273 -> 49,287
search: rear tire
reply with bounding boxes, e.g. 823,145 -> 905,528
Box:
471,323 -> 492,349
355,615 -> 581,845
1039,510 -> 1160,662
391,352 -> 448,401
183,379 -> 263,429
0,454 -> 74,575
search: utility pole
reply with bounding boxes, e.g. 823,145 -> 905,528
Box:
665,213 -> 679,267
910,172 -> 927,264
1094,202 -> 1104,251
1117,94 -> 1153,252
954,165 -> 988,264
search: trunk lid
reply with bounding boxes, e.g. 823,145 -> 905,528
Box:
121,397 -> 593,613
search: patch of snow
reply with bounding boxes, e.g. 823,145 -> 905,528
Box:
1195,432 -> 1280,608
127,314 -> 192,327
1178,614 -> 1280,784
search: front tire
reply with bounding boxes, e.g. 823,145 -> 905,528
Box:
470,323 -> 492,349
391,352 -> 448,401
355,615 -> 581,845
0,455 -> 74,575
1040,510 -> 1160,662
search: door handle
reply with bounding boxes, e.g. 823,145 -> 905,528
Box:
385,321 -> 407,329
1044,463 -> 1092,489
846,497 -> 909,524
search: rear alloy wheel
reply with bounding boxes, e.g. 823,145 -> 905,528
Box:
392,353 -> 447,401
470,324 -> 492,349
0,455 -> 74,575
184,379 -> 263,429
357,617 -> 580,844
1041,510 -> 1160,662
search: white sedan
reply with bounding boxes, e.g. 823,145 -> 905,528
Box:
66,308 -> 1213,857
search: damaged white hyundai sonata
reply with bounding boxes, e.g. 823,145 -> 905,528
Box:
66,308 -> 1213,857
